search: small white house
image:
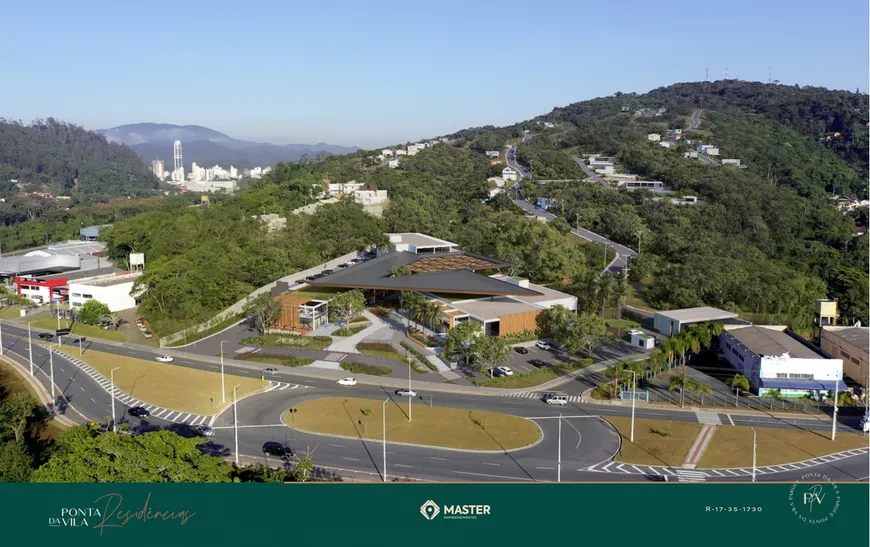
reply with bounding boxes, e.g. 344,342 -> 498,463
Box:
697,144 -> 720,155
382,149 -> 394,156
387,159 -> 399,168
407,145 -> 422,156
485,151 -> 500,158
659,141 -> 673,148
487,177 -> 506,188
705,147 -> 720,156
502,167 -> 518,181
721,158 -> 741,166
683,151 -> 698,158
395,149 -> 408,156
594,165 -> 615,174
629,329 -> 655,350
487,187 -> 503,199
588,156 -> 614,166
543,122 -> 555,128
647,133 -> 661,142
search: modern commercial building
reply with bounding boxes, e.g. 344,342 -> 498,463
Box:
270,233 -> 577,336
1,241 -> 110,282
69,272 -> 143,312
653,306 -> 741,336
720,325 -> 844,397
171,140 -> 184,183
617,180 -> 665,190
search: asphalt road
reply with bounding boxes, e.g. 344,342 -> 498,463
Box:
688,108 -> 702,130
571,155 -> 613,190
1,321 -> 866,483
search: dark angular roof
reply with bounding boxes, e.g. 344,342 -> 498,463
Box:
308,251 -> 541,296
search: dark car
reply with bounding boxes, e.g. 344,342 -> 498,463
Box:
262,442 -> 292,458
128,406 -> 150,418
321,269 -> 334,275
305,276 -> 318,282
529,359 -> 549,368
514,347 -> 529,355
38,333 -> 54,340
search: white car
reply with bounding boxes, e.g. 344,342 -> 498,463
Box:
337,377 -> 357,386
194,425 -> 215,437
494,366 -> 514,377
156,355 -> 174,363
262,368 -> 279,375
395,389 -> 417,397
535,341 -> 551,351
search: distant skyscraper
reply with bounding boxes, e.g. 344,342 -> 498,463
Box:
151,159 -> 164,180
172,140 -> 184,183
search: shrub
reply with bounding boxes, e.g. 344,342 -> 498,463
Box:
341,362 -> 392,376
333,325 -> 367,337
406,327 -> 439,347
400,341 -> 437,372
371,307 -> 392,318
501,329 -> 539,343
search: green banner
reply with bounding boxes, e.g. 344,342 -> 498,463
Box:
0,483 -> 864,545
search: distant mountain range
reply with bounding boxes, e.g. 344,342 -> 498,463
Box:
96,123 -> 358,170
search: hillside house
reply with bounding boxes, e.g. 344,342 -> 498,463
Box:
721,158 -> 741,166
647,133 -> 661,142
502,167 -> 518,181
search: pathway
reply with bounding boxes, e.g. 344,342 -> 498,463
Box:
325,310 -> 387,353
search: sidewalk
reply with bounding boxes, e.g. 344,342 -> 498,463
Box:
325,310 -> 387,353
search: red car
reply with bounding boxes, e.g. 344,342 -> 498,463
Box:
135,317 -> 148,324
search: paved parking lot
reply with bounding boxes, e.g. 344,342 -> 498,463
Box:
506,343 -> 569,374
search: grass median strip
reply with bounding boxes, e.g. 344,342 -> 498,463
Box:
340,362 -> 391,376
333,325 -> 368,337
68,349 -> 267,415
31,317 -> 126,342
606,417 -> 702,467
697,425 -> 869,469
241,334 -> 331,350
399,341 -> 435,372
286,396 -> 541,451
238,353 -> 315,367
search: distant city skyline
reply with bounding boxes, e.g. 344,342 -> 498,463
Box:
1,0 -> 867,148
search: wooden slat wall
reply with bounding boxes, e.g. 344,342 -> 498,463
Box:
499,310 -> 542,336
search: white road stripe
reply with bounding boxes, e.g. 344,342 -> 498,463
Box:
726,414 -> 735,426
329,444 -> 345,448
429,457 -> 447,461
481,462 -> 500,467
394,464 -> 412,468
183,413 -> 192,422
454,471 -> 534,481
536,466 -> 555,470
631,466 -> 643,474
647,467 -> 661,476
342,457 -> 360,462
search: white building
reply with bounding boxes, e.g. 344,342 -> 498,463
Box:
705,147 -> 719,156
487,187 -> 503,199
721,325 -> 844,397
487,177 -> 506,188
629,329 -> 655,350
697,144 -> 719,156
647,133 -> 661,142
407,144 -> 422,156
588,156 -> 614,166
721,158 -> 741,166
653,306 -> 740,336
543,122 -> 555,128
502,167 -> 518,181
683,151 -> 698,158
352,186 -> 389,206
255,214 -> 287,233
485,151 -> 500,158
69,272 -> 143,313
395,149 -> 408,156
382,149 -> 394,156
388,159 -> 399,168
659,141 -> 673,148
151,159 -> 164,180
594,165 -> 615,174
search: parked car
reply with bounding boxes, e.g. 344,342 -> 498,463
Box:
262,442 -> 292,458
128,406 -> 150,418
395,389 -> 417,397
38,333 -> 54,340
142,331 -> 153,339
262,367 -> 279,375
305,276 -> 318,282
494,366 -> 514,377
535,341 -> 551,351
337,377 -> 357,386
156,355 -> 174,363
335,263 -> 348,269
321,269 -> 334,275
135,317 -> 148,324
514,346 -> 529,355
528,359 -> 549,368
193,425 -> 215,437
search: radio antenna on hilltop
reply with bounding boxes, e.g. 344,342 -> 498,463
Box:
705,67 -> 709,81
725,68 -> 729,80
768,65 -> 772,84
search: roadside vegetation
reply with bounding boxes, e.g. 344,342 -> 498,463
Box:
238,353 -> 315,368
340,362 -> 391,376
241,334 -> 332,350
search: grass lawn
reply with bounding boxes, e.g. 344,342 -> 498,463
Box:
698,426 -> 870,469
474,360 -> 591,389
288,397 -> 541,451
566,232 -> 590,247
427,292 -> 491,302
625,277 -> 656,311
0,361 -> 70,440
165,313 -> 244,347
357,342 -> 405,361
340,362 -> 392,376
607,417 -> 702,467
241,333 -> 331,350
238,353 -> 314,368
333,325 -> 368,337
605,318 -> 641,329
1,307 -> 23,319
30,317 -> 126,342
291,286 -> 348,301
69,349 -> 267,415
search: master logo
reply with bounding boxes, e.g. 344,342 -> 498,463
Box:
420,500 -> 440,520
420,500 -> 491,520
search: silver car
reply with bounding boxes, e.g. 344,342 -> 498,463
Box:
262,367 -> 279,375
194,425 -> 215,437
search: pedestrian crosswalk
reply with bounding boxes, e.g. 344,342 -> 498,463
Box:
504,392 -> 582,403
675,469 -> 707,482
695,411 -> 722,425
265,381 -> 312,392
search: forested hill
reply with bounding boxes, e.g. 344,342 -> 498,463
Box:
0,118 -> 160,200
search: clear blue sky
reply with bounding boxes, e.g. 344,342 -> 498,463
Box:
2,0 -> 867,148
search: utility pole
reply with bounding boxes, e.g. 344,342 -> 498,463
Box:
557,414 -> 562,483
831,379 -> 839,441
630,369 -> 637,443
408,356 -> 412,422
751,427 -> 757,482
49,346 -> 56,404
233,384 -> 240,465
220,340 -> 227,403
110,367 -> 120,432
382,398 -> 389,482
28,321 -> 34,376
0,317 -> 4,355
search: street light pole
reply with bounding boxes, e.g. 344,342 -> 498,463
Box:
79,336 -> 82,356
110,367 -> 120,432
831,380 -> 839,441
407,355 -> 412,422
220,340 -> 227,403
233,384 -> 240,465
751,427 -> 757,483
630,370 -> 637,443
49,346 -> 55,404
557,414 -> 562,483
27,321 -> 34,376
0,317 -> 4,355
382,398 -> 389,483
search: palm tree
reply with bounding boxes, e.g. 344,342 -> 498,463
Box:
727,373 -> 750,393
696,383 -> 712,406
424,302 -> 442,333
664,337 -> 682,370
598,274 -> 615,317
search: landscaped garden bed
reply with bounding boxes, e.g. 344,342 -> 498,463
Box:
333,325 -> 368,337
242,334 -> 332,350
406,327 -> 439,347
400,341 -> 437,372
238,353 -> 315,367
340,362 -> 392,376
357,342 -> 428,373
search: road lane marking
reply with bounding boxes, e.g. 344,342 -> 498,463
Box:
454,471 -> 534,482
394,464 -> 412,468
535,467 -> 554,470
90,398 -> 97,403
481,462 -> 500,466
342,457 -> 360,462
329,444 -> 346,448
80,386 -> 85,391
726,414 -> 735,426
524,415 -> 598,420
429,457 -> 447,461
